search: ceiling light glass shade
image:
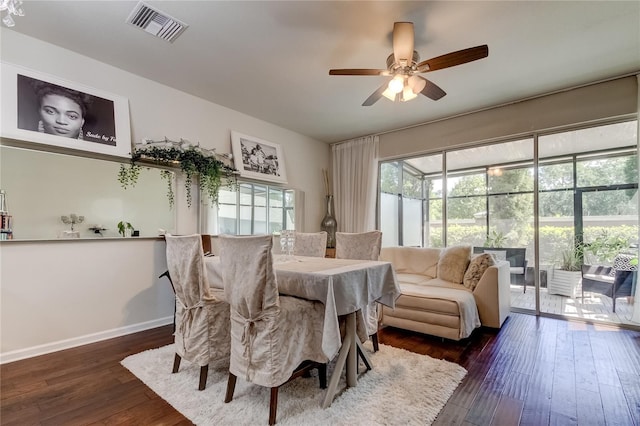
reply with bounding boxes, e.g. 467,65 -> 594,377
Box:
388,75 -> 404,94
382,88 -> 397,101
401,86 -> 417,101
408,75 -> 426,94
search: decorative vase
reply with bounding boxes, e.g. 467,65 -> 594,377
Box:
321,195 -> 337,248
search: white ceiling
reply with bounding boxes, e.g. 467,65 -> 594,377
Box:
6,1 -> 639,143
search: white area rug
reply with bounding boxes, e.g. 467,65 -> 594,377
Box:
121,343 -> 466,425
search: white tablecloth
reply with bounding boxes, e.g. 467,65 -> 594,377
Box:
205,255 -> 400,359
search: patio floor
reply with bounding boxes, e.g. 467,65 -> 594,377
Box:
510,283 -> 638,326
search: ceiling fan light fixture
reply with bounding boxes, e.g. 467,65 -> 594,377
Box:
402,86 -> 417,102
408,75 -> 426,94
388,75 -> 404,94
382,87 -> 396,101
392,22 -> 414,64
328,21 -> 488,107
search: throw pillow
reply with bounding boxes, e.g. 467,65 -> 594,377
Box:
463,253 -> 496,291
438,245 -> 471,284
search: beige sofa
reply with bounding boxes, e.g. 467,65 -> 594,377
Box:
380,246 -> 511,340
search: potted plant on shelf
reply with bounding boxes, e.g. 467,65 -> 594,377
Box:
118,138 -> 237,208
117,221 -> 134,237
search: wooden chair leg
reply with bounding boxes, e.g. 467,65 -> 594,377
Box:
198,365 -> 208,391
172,353 -> 181,373
269,387 -> 278,425
318,363 -> 327,389
371,332 -> 379,352
224,373 -> 237,403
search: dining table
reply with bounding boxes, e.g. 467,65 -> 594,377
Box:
205,254 -> 400,408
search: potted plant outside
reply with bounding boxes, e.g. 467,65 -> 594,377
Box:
583,231 -> 631,266
484,230 -> 507,248
548,244 -> 583,297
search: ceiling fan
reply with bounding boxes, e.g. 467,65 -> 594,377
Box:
329,22 -> 488,106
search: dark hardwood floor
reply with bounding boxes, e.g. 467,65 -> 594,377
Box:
1,313 -> 638,425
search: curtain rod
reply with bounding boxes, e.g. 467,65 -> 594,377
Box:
330,70 -> 640,146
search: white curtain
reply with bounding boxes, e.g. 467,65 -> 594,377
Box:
332,135 -> 379,232
632,74 -> 640,324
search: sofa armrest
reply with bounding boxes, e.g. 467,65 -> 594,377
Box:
473,260 -> 511,328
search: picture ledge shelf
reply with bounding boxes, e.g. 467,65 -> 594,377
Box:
117,138 -> 237,208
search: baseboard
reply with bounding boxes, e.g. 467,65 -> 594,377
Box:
0,316 -> 173,364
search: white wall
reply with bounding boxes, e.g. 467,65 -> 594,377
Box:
378,76 -> 638,159
0,146 -> 175,239
0,29 -> 330,361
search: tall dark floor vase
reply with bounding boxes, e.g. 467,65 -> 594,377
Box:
321,195 -> 337,248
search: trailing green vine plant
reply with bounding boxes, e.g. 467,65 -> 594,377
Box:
160,170 -> 175,208
118,138 -> 237,208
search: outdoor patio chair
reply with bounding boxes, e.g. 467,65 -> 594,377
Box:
473,247 -> 528,292
582,264 -> 636,312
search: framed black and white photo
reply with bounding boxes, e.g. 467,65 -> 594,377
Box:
1,62 -> 131,158
231,131 -> 287,184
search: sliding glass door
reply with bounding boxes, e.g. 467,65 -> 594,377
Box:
378,119 -> 638,326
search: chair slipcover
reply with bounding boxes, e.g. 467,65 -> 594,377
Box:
165,234 -> 230,367
335,231 -> 383,263
335,231 -> 383,337
219,235 -> 328,387
293,231 -> 328,257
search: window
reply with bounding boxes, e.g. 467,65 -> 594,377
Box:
379,154 -> 442,247
214,182 -> 295,235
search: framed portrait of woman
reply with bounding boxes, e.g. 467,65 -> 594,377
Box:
1,62 -> 131,158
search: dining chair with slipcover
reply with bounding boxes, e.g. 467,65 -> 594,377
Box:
219,234 -> 328,425
335,230 -> 383,352
293,231 -> 328,257
165,234 -> 231,390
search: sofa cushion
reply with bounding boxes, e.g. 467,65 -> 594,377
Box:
394,282 -> 481,338
393,292 -> 461,316
395,273 -> 435,286
380,246 -> 440,278
416,277 -> 470,291
463,253 -> 495,291
437,245 -> 471,284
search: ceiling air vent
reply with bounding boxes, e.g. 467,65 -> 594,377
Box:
126,2 -> 188,43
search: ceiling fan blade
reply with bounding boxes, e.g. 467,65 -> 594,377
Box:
418,76 -> 446,100
392,22 -> 414,65
362,79 -> 391,106
329,69 -> 387,76
417,45 -> 488,73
